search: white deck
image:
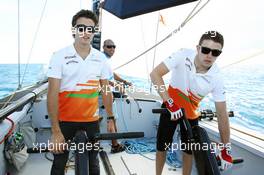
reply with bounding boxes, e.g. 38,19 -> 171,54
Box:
10,141 -> 182,175
200,119 -> 264,175
1,89 -> 264,175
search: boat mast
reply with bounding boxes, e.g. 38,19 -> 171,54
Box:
17,0 -> 21,90
92,0 -> 102,51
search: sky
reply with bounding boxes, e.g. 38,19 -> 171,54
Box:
0,0 -> 263,78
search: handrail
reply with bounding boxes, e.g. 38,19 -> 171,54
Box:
0,82 -> 48,122
207,118 -> 264,142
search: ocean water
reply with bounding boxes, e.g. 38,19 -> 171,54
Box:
0,63 -> 264,135
124,61 -> 264,136
0,64 -> 46,97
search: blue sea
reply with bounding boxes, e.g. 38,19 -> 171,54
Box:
0,63 -> 264,135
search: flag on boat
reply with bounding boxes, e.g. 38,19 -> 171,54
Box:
159,13 -> 166,25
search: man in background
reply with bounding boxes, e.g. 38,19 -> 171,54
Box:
99,39 -> 132,153
103,39 -> 132,87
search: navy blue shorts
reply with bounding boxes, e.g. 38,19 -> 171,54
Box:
51,121 -> 100,175
156,104 -> 198,155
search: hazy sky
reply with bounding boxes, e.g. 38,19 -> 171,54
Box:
0,0 -> 263,78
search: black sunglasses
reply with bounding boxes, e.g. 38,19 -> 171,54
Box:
75,24 -> 99,33
200,46 -> 222,57
106,45 -> 116,49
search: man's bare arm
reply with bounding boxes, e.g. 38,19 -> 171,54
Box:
150,62 -> 170,101
47,77 -> 65,153
47,77 -> 61,133
113,73 -> 125,83
100,79 -> 113,116
215,101 -> 230,144
114,73 -> 132,86
100,79 -> 115,132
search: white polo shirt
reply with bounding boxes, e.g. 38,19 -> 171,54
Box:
103,52 -> 114,81
47,44 -> 112,122
163,48 -> 226,119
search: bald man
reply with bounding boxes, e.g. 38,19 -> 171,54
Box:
103,39 -> 132,87
99,39 -> 132,153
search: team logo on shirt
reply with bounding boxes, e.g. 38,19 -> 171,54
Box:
66,60 -> 79,65
185,57 -> 192,71
64,55 -> 76,59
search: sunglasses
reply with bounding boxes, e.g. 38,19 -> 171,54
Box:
106,45 -> 116,49
73,24 -> 99,34
200,46 -> 222,57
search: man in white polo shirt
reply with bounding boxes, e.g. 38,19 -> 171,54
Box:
47,9 -> 114,175
103,39 -> 132,89
150,31 -> 232,175
101,39 -> 132,153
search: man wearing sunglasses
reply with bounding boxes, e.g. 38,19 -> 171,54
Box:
103,39 -> 132,87
99,39 -> 132,153
150,31 -> 232,175
47,10 -> 114,175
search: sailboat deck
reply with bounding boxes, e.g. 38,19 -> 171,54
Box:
3,88 -> 264,175
9,130 -> 182,175
13,145 -> 182,175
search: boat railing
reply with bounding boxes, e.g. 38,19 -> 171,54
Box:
0,81 -> 48,123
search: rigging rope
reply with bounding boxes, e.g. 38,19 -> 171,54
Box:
20,0 -> 48,86
139,17 -> 151,84
114,0 -> 210,71
152,12 -> 162,72
149,12 -> 162,92
221,49 -> 264,69
123,137 -> 182,168
0,0 -> 48,110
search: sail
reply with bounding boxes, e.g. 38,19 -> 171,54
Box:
102,0 -> 198,19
